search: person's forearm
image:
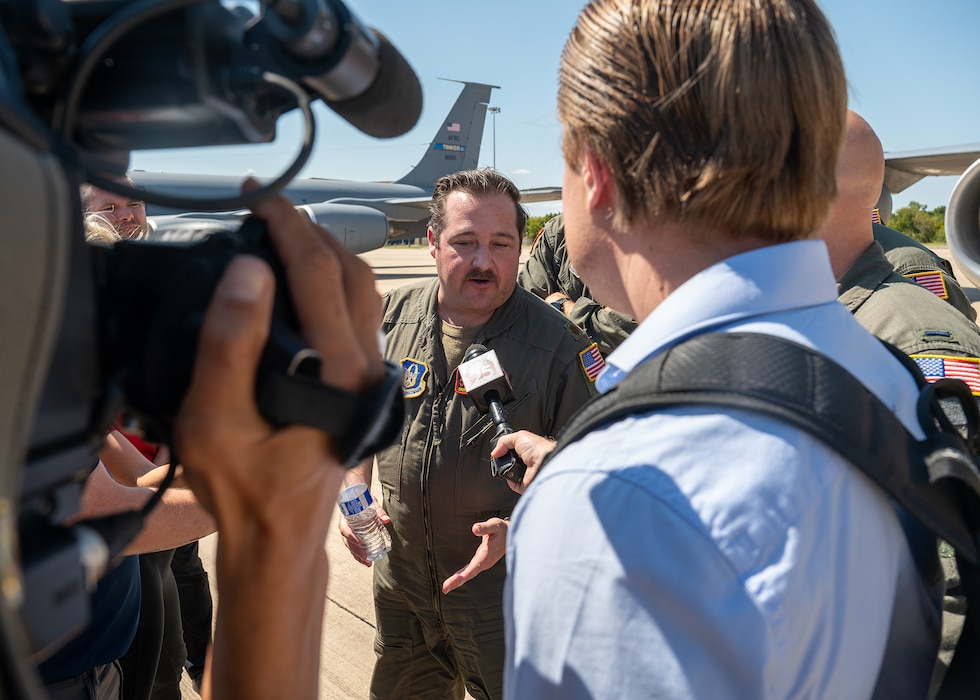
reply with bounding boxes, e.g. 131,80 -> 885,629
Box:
100,429 -> 156,486
349,458 -> 373,487
126,488 -> 216,554
206,468 -> 344,700
77,463 -> 215,554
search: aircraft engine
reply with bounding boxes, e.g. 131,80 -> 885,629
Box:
945,157 -> 980,288
296,203 -> 391,254
150,202 -> 392,255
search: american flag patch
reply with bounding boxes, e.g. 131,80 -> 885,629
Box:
447,122 -> 461,132
871,208 -> 881,224
912,355 -> 980,395
907,271 -> 949,300
579,343 -> 606,382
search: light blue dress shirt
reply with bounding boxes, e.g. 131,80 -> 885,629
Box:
505,241 -> 941,699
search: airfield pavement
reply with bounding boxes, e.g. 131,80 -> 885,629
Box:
178,243 -> 980,699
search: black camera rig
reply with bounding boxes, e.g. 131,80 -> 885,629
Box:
0,1 -> 415,693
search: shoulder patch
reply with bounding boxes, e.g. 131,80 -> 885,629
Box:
911,354 -> 980,395
400,358 -> 429,398
578,342 -> 606,382
564,320 -> 585,341
906,271 -> 949,300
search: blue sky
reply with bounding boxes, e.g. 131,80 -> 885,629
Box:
131,0 -> 980,217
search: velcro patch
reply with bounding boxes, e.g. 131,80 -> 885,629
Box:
401,358 -> 429,398
579,342 -> 606,382
911,354 -> 980,395
919,329 -> 955,342
906,271 -> 949,300
565,320 -> 585,341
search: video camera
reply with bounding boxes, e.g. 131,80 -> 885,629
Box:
0,0 -> 418,685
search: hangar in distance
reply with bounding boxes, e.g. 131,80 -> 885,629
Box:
131,80 -> 561,254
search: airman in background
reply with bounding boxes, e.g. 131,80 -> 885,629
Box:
519,213 -> 637,355
819,110 -> 980,689
873,222 -> 977,321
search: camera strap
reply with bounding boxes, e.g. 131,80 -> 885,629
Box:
256,359 -> 405,468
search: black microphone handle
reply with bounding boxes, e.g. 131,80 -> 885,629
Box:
486,390 -> 512,432
484,390 -> 526,483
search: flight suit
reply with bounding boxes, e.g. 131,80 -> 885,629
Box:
838,240 -> 980,682
371,280 -> 598,700
838,241 -> 980,365
873,223 -> 977,322
519,214 -> 637,355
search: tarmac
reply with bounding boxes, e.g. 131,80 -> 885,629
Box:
179,243 -> 980,699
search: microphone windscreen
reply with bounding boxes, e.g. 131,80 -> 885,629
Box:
464,343 -> 489,363
322,31 -> 423,139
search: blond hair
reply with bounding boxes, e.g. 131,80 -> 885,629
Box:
83,212 -> 122,245
559,0 -> 846,242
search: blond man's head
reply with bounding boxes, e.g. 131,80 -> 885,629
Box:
558,0 -> 847,243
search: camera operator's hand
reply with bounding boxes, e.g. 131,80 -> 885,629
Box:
174,181 -> 384,700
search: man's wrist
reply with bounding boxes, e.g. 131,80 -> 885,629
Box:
550,297 -> 570,315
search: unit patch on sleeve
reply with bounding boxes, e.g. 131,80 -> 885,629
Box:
401,358 -> 429,398
906,271 -> 949,300
912,354 -> 980,395
578,342 -> 607,382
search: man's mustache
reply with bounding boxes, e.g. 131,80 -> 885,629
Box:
464,271 -> 497,283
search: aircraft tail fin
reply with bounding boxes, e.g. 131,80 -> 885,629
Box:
396,81 -> 498,188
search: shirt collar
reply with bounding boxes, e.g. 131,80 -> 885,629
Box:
597,240 -> 838,393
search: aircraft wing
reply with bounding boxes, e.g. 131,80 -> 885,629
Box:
884,144 -> 980,194
519,187 -> 562,205
134,81 -> 503,252
135,80 -> 565,250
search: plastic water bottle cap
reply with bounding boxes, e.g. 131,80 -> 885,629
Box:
338,483 -> 373,516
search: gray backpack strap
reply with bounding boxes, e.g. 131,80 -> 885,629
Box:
548,331 -> 980,699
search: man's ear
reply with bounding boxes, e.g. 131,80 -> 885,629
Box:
582,149 -> 614,213
427,227 -> 437,258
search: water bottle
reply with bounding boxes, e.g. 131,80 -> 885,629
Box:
338,478 -> 391,562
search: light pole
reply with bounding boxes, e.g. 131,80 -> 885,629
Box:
487,106 -> 501,169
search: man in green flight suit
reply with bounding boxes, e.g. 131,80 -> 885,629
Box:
873,222 -> 977,322
519,213 -> 637,355
339,169 -> 599,700
822,111 -> 980,383
821,111 -> 980,689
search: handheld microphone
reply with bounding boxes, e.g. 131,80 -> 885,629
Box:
265,0 -> 423,138
458,344 -> 527,483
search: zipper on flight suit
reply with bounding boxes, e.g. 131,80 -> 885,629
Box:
420,380 -> 456,618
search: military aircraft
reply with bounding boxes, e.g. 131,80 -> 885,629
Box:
131,80 -> 561,253
880,144 -> 980,287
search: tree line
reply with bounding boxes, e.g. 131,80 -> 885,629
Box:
887,202 -> 946,245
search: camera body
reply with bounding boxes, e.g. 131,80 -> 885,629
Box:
92,217 -> 316,444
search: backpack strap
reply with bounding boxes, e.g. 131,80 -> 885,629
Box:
553,332 -> 980,563
548,331 -> 980,699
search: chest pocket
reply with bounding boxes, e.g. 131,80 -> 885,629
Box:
454,379 -> 538,515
